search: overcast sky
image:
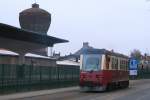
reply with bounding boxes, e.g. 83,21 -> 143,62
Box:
0,0 -> 150,56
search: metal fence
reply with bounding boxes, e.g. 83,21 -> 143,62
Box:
130,68 -> 150,80
137,67 -> 150,79
0,64 -> 80,94
1,64 -> 150,94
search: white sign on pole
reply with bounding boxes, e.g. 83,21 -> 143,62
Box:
129,70 -> 137,76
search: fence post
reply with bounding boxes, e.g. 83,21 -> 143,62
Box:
1,64 -> 4,94
16,65 -> 19,92
71,67 -> 74,86
57,66 -> 60,87
40,66 -> 42,89
29,65 -> 32,90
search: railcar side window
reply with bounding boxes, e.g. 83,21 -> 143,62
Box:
120,60 -> 128,70
111,57 -> 118,70
112,58 -> 114,69
112,58 -> 115,69
126,60 -> 129,70
115,59 -> 118,70
120,60 -> 124,70
106,55 -> 110,69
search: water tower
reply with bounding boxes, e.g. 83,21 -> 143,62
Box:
19,3 -> 51,35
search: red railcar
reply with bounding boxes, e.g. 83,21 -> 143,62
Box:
79,49 -> 129,91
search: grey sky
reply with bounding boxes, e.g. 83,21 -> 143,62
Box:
0,0 -> 149,56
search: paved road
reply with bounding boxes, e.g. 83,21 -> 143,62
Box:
15,79 -> 150,100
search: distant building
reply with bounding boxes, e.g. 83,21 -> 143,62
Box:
59,42 -> 95,62
53,51 -> 61,59
139,54 -> 150,69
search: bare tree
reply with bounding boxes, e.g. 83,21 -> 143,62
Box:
130,49 -> 142,60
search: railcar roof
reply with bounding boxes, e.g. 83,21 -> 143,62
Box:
81,48 -> 129,58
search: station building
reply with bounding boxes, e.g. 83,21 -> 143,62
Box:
0,3 -> 68,66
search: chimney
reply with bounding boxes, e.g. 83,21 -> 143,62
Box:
83,42 -> 89,48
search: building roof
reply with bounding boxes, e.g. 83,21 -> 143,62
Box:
0,50 -> 56,60
58,42 -> 94,60
74,42 -> 94,56
0,23 -> 68,47
57,60 -> 80,66
58,54 -> 79,61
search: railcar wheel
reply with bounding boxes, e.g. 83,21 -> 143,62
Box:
106,83 -> 113,91
121,81 -> 129,88
120,81 -> 125,89
125,81 -> 129,88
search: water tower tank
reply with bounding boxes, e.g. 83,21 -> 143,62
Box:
19,3 -> 51,35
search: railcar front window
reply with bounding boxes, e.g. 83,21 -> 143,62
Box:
82,55 -> 101,71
